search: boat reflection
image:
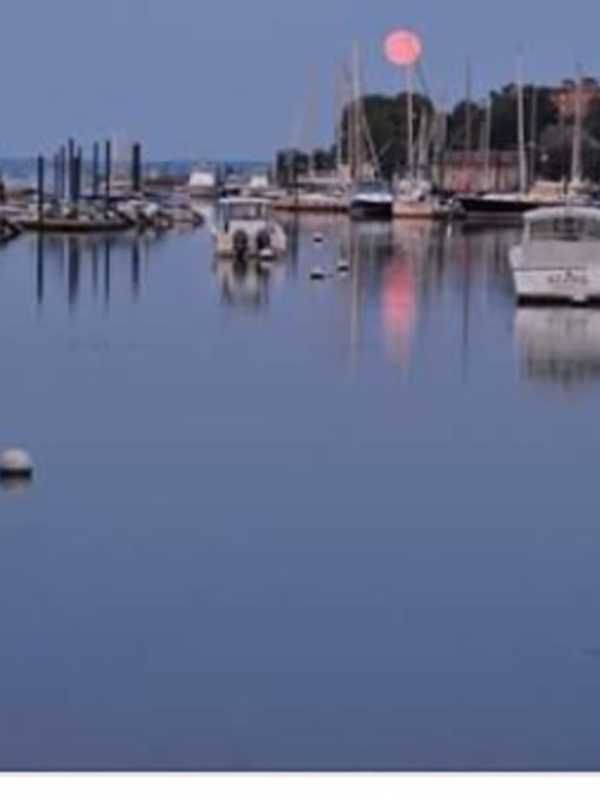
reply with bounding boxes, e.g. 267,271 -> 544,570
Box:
0,474 -> 34,496
516,306 -> 600,390
214,258 -> 276,309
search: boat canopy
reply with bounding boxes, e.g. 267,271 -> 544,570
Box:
218,197 -> 271,222
524,206 -> 600,243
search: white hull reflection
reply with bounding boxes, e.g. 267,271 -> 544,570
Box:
515,306 -> 600,387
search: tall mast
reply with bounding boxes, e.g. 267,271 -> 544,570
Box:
334,64 -> 344,178
571,65 -> 584,187
352,42 -> 362,180
481,96 -> 492,191
465,58 -> 473,155
417,107 -> 429,180
529,85 -> 538,187
433,87 -> 448,190
406,63 -> 415,181
517,50 -> 528,194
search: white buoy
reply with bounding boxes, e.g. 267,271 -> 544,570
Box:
313,233 -> 325,244
0,449 -> 34,478
310,268 -> 327,281
337,260 -> 350,274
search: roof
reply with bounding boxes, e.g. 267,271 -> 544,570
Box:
525,205 -> 600,224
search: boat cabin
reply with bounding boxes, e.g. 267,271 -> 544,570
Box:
524,207 -> 600,244
217,198 -> 272,227
520,207 -> 600,269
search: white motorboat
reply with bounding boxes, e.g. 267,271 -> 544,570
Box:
350,180 -> 394,220
188,166 -> 218,198
211,198 -> 287,259
510,206 -> 600,303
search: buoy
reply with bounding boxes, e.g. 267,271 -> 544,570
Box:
313,233 -> 325,244
310,268 -> 327,281
337,260 -> 350,274
0,449 -> 34,479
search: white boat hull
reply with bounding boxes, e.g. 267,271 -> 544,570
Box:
510,245 -> 600,303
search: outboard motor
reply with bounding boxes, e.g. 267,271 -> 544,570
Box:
233,229 -> 249,260
256,228 -> 272,253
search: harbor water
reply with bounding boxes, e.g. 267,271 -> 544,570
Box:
2,217 -> 600,770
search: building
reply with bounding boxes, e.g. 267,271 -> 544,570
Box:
551,78 -> 600,119
435,151 -> 521,193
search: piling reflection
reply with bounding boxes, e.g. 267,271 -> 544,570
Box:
516,306 -> 600,390
34,233 -> 151,310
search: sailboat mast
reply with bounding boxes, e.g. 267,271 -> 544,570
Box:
352,43 -> 362,181
465,58 -> 473,155
529,86 -> 538,187
571,65 -> 583,187
484,98 -> 492,191
406,64 -> 415,181
334,64 -> 344,178
517,51 -> 528,194
433,87 -> 448,191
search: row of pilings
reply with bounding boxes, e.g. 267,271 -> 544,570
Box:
37,139 -> 143,212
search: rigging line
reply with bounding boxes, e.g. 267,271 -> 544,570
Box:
416,61 -> 432,103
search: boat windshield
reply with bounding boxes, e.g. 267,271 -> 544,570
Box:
223,203 -> 268,222
530,216 -> 600,242
356,181 -> 388,193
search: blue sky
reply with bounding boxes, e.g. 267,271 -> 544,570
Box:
1,0 -> 598,160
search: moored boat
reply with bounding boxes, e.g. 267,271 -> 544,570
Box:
510,206 -> 600,303
350,180 -> 393,220
211,197 -> 287,259
187,166 -> 218,198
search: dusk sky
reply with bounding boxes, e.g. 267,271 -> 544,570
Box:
2,0 -> 598,160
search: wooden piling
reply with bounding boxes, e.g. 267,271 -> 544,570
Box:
67,138 -> 75,203
92,142 -> 100,197
105,140 -> 112,211
131,142 -> 142,194
36,155 -> 45,223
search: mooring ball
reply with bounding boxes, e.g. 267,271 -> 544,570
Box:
0,449 -> 34,477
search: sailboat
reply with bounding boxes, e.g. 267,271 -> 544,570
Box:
393,106 -> 452,220
458,54 -> 563,220
348,45 -> 394,220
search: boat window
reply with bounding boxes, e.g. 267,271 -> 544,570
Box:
530,217 -> 600,242
357,181 -> 387,192
224,203 -> 267,222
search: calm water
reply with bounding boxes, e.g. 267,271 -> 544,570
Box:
2,217 -> 600,771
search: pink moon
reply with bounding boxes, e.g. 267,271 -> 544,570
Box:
384,30 -> 423,67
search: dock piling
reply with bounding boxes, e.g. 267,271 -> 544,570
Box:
36,155 -> 45,223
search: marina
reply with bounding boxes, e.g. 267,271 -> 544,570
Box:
4,0 -> 600,782
5,216 -> 600,769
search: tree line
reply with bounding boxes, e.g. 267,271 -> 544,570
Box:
276,82 -> 600,185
